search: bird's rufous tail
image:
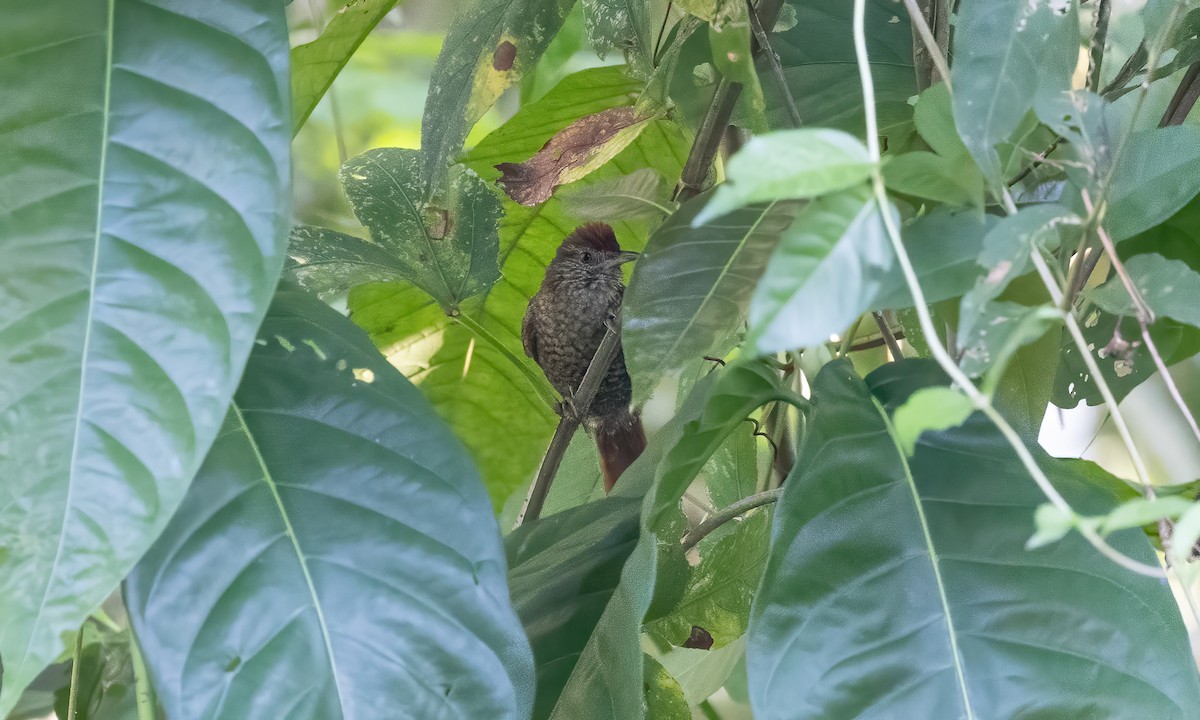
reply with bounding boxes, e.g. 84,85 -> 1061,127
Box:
594,412 -> 646,492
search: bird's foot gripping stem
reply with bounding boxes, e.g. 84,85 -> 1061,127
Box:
555,393 -> 582,423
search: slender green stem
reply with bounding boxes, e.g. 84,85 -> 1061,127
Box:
852,0 -> 1163,577
837,314 -> 866,357
67,623 -> 85,719
452,313 -> 557,410
1087,0 -> 1112,92
682,488 -> 783,549
128,623 -> 156,720
748,0 -> 803,127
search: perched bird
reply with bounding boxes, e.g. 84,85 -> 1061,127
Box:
522,223 -> 646,491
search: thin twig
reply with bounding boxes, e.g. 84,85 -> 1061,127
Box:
1100,41 -> 1146,97
1087,0 -> 1112,92
747,0 -> 803,127
682,488 -> 783,549
932,0 -> 951,83
1007,136 -> 1061,187
872,311 -> 904,360
854,0 -> 1163,577
652,0 -> 675,65
902,0 -> 952,93
308,0 -> 348,164
1161,62 -> 1200,127
515,320 -> 625,527
1083,190 -> 1200,444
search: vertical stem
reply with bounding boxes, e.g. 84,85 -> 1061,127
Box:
67,624 -> 85,719
1087,0 -> 1112,92
872,311 -> 904,360
129,625 -> 156,720
903,0 -> 951,92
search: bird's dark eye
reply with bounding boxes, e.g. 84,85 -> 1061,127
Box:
581,251 -> 592,263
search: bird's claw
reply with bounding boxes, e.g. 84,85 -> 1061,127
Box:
556,394 -> 582,422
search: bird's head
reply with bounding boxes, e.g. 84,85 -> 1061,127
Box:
546,223 -> 639,289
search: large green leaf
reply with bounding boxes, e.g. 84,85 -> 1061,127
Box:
419,0 -> 577,189
506,495 -> 642,719
1088,253 -> 1200,327
951,0 -> 1079,182
349,74 -> 689,507
761,0 -> 915,138
748,189 -> 896,352
555,364 -> 790,720
0,2 -> 290,711
692,129 -> 874,225
125,286 -> 534,719
868,208 -> 997,311
291,0 -> 402,133
1104,126 -> 1200,242
623,196 -> 799,401
748,360 -> 1200,718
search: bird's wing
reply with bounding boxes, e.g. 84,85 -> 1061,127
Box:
521,306 -> 539,361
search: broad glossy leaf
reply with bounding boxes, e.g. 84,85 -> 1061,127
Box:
126,286 -> 533,720
291,0 -> 401,133
0,2 -> 290,710
748,360 -> 1200,719
693,129 -> 874,224
761,0 -> 915,137
883,84 -> 984,208
557,168 -> 671,222
869,208 -> 997,311
419,0 -> 576,188
339,147 -> 501,312
623,196 -> 799,401
1105,126 -> 1200,242
951,0 -> 1079,181
748,189 -> 896,353
655,637 -> 747,706
512,363 -> 791,719
286,224 -> 416,300
643,654 -> 691,719
1088,253 -> 1200,327
351,95 -> 689,507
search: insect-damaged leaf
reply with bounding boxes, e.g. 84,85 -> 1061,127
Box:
419,0 -> 576,189
495,106 -> 653,206
340,148 -> 501,312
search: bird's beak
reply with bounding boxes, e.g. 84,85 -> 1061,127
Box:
609,250 -> 640,267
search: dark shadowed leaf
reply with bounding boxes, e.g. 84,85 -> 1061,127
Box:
126,286 -> 534,720
951,0 -> 1079,182
510,363 -> 791,719
0,2 -> 290,710
748,360 -> 1200,719
748,189 -> 896,353
291,0 -> 401,133
339,148 -> 501,312
623,196 -> 799,402
419,0 -> 577,188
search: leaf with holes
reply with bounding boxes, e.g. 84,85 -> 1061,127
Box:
748,359 -> 1200,719
1088,254 -> 1200,328
420,0 -> 577,189
339,147 -> 501,313
125,286 -> 534,720
0,2 -> 290,711
291,0 -> 402,133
